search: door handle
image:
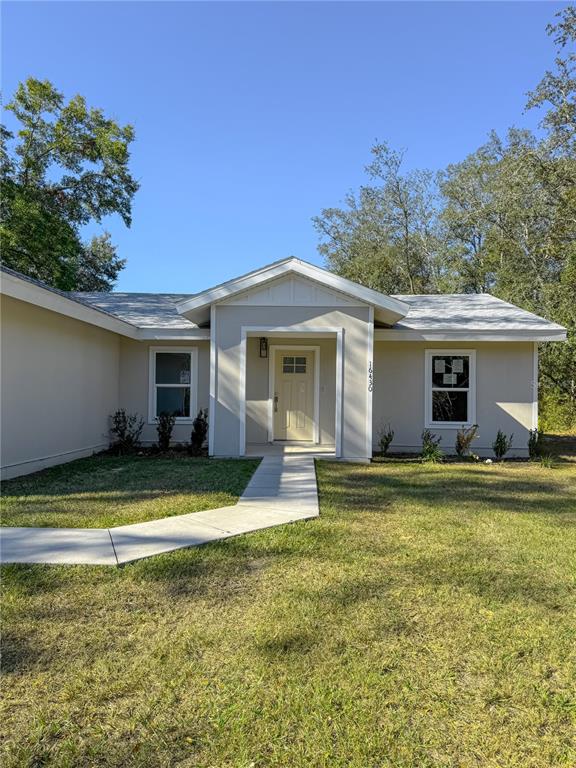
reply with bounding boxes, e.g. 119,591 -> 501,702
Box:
274,394 -> 279,413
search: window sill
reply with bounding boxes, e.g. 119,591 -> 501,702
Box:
425,422 -> 473,430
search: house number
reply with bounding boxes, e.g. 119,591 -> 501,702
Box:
368,361 -> 374,392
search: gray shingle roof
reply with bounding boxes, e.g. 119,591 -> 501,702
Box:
390,294 -> 565,332
70,292 -> 198,329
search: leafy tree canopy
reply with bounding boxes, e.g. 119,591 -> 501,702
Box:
1,78 -> 138,290
314,7 -> 576,428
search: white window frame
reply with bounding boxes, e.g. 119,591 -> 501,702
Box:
148,346 -> 198,424
424,349 -> 476,429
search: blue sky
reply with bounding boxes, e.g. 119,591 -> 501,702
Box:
2,1 -> 567,292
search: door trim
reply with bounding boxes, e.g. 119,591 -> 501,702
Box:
268,345 -> 320,444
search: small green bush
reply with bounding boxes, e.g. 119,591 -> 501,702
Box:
421,429 -> 443,463
455,424 -> 479,458
528,428 -> 544,459
377,424 -> 394,456
156,411 -> 176,452
110,409 -> 144,455
492,429 -> 513,460
189,409 -> 209,456
540,454 -> 556,468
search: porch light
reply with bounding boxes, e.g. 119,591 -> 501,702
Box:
259,337 -> 269,358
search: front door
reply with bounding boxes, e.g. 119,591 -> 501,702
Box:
273,350 -> 315,441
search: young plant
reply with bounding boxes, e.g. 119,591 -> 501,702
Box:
455,424 -> 479,458
110,409 -> 144,455
377,424 -> 394,456
528,428 -> 543,459
189,409 -> 209,456
156,411 -> 176,452
492,429 -> 513,460
421,429 -> 443,463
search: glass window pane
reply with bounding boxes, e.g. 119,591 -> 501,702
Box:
283,356 -> 295,373
432,390 -> 468,422
295,357 -> 306,365
156,387 -> 190,417
156,353 -> 190,385
432,356 -> 469,388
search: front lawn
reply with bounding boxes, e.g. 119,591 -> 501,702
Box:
1,460 -> 575,767
0,455 -> 260,528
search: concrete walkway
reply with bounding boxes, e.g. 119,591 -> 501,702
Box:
0,453 -> 320,566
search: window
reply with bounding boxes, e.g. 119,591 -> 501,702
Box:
149,347 -> 198,422
282,356 -> 307,374
425,350 -> 476,428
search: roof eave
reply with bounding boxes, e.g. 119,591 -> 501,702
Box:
374,328 -> 567,342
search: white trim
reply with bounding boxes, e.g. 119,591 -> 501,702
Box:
269,345 -> 320,443
175,257 -> 409,322
208,305 -> 216,455
239,334 -> 247,456
424,349 -> 476,429
137,328 -> 210,340
148,346 -> 198,424
366,306 -> 374,458
375,329 -> 566,342
1,269 -> 138,338
532,342 -> 539,430
239,325 -> 344,458
335,329 -> 343,458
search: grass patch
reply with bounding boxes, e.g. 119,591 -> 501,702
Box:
0,455 -> 260,528
1,461 -> 575,766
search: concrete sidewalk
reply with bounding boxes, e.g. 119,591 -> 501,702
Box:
0,455 -> 319,566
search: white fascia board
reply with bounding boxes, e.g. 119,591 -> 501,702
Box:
1,270 -> 138,338
175,258 -> 410,322
136,328 -> 210,340
374,328 -> 567,342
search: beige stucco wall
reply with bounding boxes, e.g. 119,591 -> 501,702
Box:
213,305 -> 372,458
119,339 -> 210,444
1,295 -> 121,479
245,336 -> 337,445
372,341 -> 536,457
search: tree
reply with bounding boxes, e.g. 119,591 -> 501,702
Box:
314,6 -> 576,429
313,143 -> 455,295
0,78 -> 138,290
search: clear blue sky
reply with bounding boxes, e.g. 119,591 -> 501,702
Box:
2,1 -> 567,292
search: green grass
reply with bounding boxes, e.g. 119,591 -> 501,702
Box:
2,460 -> 575,767
0,455 -> 260,528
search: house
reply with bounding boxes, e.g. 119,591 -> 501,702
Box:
0,257 -> 566,479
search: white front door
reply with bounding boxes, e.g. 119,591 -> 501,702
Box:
273,350 -> 315,441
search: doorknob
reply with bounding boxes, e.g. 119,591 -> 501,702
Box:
274,393 -> 279,413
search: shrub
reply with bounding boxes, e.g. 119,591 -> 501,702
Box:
492,429 -> 513,460
421,429 -> 443,463
455,424 -> 479,458
110,409 -> 144,455
156,411 -> 176,452
528,428 -> 544,459
377,424 -> 394,456
540,454 -> 556,468
189,409 -> 208,456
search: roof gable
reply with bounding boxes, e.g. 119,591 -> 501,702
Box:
175,257 -> 410,325
220,273 -> 363,308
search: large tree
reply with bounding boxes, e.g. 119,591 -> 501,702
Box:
314,6 -> 576,429
313,143 -> 456,295
1,78 -> 138,290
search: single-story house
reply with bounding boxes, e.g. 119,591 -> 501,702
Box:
0,257 -> 567,478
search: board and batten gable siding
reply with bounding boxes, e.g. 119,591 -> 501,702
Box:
212,304 -> 373,458
119,338 -> 210,444
0,295 -> 121,479
372,341 -> 536,457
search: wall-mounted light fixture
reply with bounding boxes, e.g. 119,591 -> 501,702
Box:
259,337 -> 268,358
